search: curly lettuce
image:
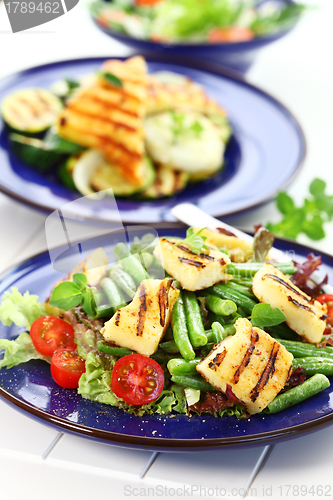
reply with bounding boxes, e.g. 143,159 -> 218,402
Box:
0,287 -> 45,330
0,332 -> 50,369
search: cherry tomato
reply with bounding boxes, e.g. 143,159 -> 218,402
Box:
135,0 -> 164,6
317,295 -> 333,327
208,26 -> 254,44
30,316 -> 76,357
51,348 -> 85,389
317,294 -> 333,304
111,354 -> 164,405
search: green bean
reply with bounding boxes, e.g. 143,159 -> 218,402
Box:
208,312 -> 225,327
211,322 -> 224,342
92,289 -> 105,307
171,375 -> 216,392
292,357 -> 333,376
167,358 -> 201,376
223,281 -> 254,298
204,285 -> 257,315
100,277 -> 127,312
204,324 -> 236,343
225,261 -> 296,277
159,340 -> 180,353
183,291 -> 207,348
205,295 -> 237,316
114,242 -> 130,260
94,304 -> 115,319
279,340 -> 333,360
97,341 -> 135,357
133,252 -> 154,269
171,292 -> 196,361
114,243 -> 149,285
268,323 -> 299,341
264,374 -> 330,414
109,266 -> 136,298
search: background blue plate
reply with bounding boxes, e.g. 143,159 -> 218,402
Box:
0,226 -> 332,452
0,56 -> 305,224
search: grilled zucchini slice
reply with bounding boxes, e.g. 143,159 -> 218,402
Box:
140,165 -> 189,199
9,133 -> 64,171
2,89 -> 63,135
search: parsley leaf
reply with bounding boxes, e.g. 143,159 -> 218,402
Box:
176,227 -> 209,255
267,178 -> 333,241
251,303 -> 286,329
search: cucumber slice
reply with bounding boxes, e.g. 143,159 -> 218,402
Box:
2,89 -> 63,135
207,113 -> 232,143
9,133 -> 64,171
140,165 -> 189,199
58,155 -> 79,190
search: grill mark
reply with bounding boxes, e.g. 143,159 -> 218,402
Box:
286,365 -> 293,383
263,274 -> 313,303
99,82 -> 141,103
67,104 -> 139,133
136,283 -> 147,337
115,310 -> 121,326
17,98 -> 40,118
208,348 -> 227,371
232,330 -> 259,384
178,257 -> 205,268
88,96 -> 140,118
176,244 -> 215,261
158,280 -> 171,327
287,296 -> 316,314
250,342 -> 280,402
58,117 -> 142,160
36,90 -> 53,110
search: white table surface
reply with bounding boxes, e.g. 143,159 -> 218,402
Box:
0,2 -> 333,499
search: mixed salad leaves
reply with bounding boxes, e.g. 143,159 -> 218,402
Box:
91,0 -> 306,44
0,226 -> 332,419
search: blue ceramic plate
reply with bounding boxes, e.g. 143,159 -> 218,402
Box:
0,56 -> 305,224
0,226 -> 332,452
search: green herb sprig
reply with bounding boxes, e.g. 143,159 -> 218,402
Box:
99,72 -> 123,87
267,178 -> 333,241
49,273 -> 97,317
176,227 -> 209,255
251,303 -> 286,329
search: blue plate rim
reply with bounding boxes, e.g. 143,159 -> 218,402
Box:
0,53 -> 306,223
0,224 -> 332,452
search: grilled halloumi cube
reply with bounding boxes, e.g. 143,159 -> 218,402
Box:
197,318 -> 293,415
101,278 -> 179,356
252,263 -> 327,344
193,227 -> 253,263
153,238 -> 231,291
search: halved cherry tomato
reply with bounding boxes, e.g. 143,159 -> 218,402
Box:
51,348 -> 85,389
208,26 -> 255,44
317,295 -> 333,327
111,354 -> 164,405
30,316 -> 76,357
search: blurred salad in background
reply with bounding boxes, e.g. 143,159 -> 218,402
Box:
91,0 -> 306,44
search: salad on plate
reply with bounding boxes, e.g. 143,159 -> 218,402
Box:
1,225 -> 332,419
1,56 -> 231,201
91,0 -> 306,44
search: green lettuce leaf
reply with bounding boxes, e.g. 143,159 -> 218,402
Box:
78,351 -> 118,405
0,332 -> 50,369
0,287 -> 45,329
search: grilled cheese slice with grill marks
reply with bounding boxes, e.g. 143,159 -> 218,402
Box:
57,56 -> 148,186
101,278 -> 179,356
197,318 -> 293,415
153,238 -> 231,291
252,263 -> 327,344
